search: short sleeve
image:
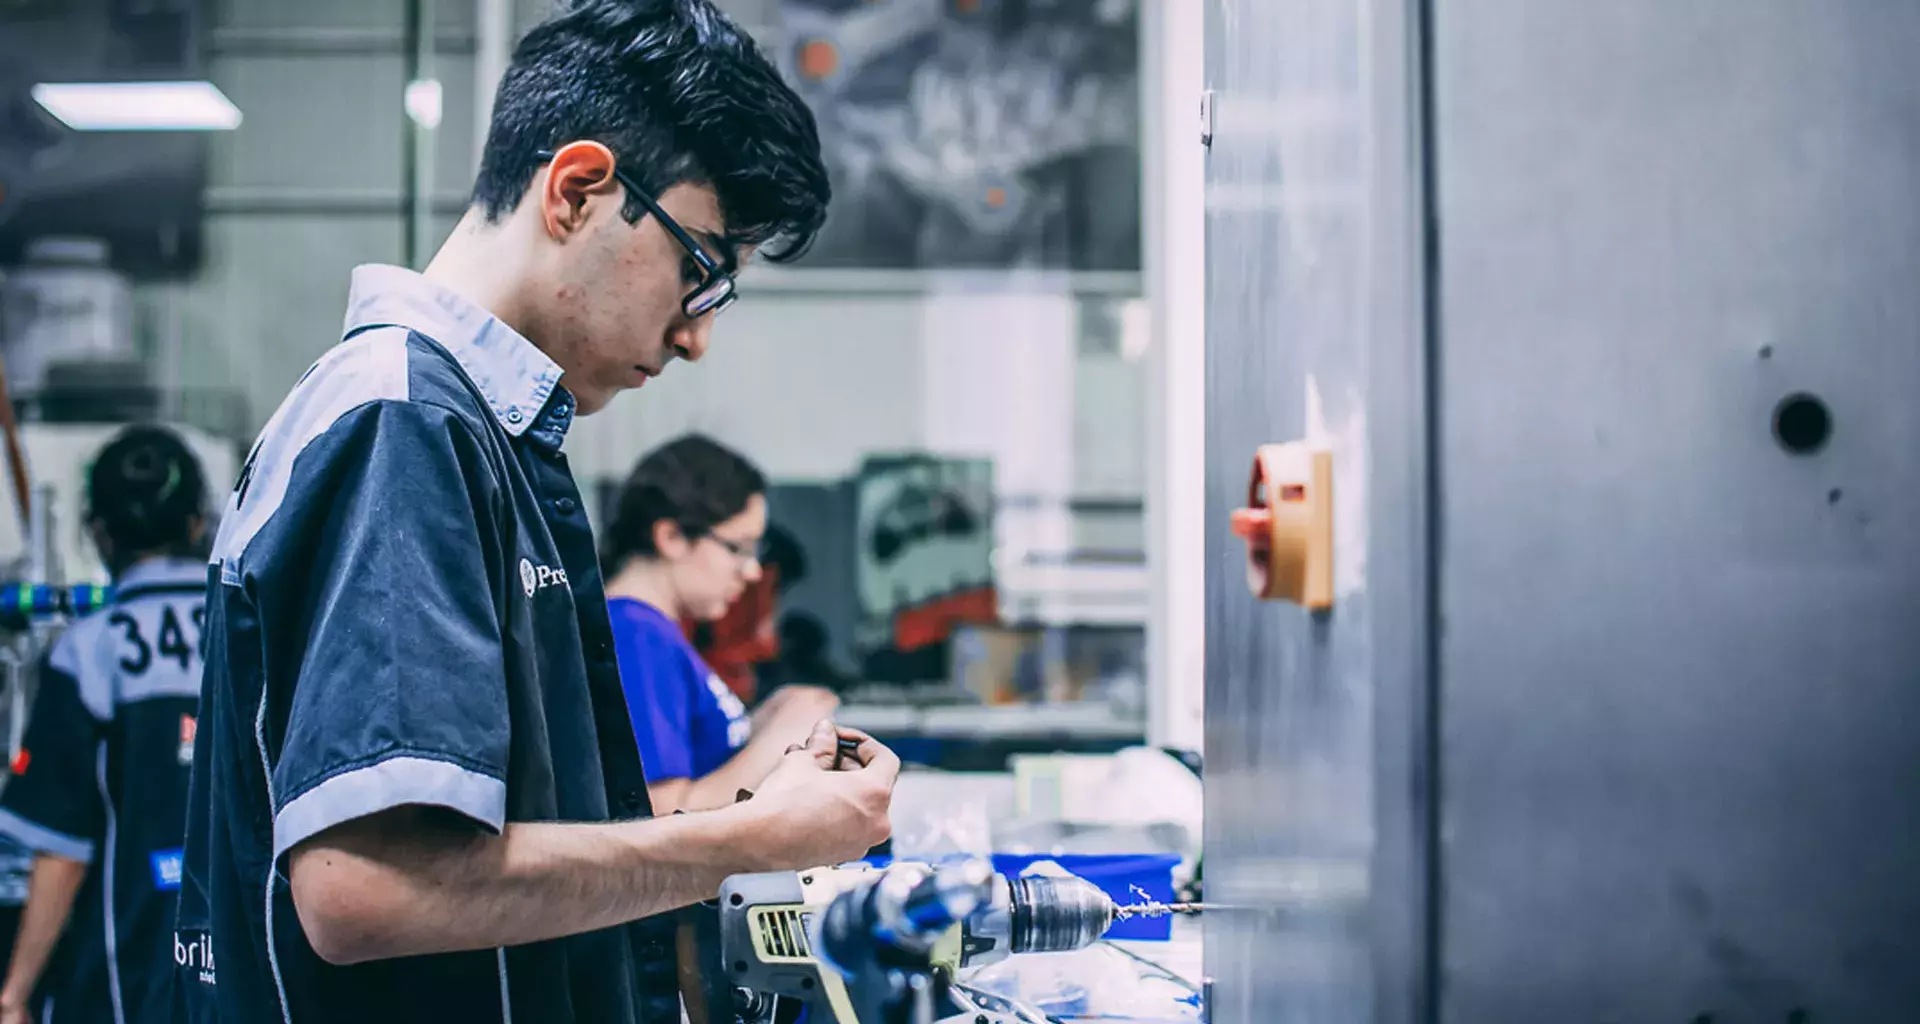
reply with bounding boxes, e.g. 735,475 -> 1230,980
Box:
611,606 -> 701,784
268,401 -> 510,861
0,655 -> 104,862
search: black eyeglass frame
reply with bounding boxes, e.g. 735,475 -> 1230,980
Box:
700,531 -> 766,566
534,149 -> 737,318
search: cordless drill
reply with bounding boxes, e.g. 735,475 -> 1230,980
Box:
706,860 -> 1117,1024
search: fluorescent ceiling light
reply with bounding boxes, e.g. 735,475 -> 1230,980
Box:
404,78 -> 443,130
30,81 -> 242,132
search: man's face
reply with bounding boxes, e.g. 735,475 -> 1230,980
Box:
529,146 -> 745,414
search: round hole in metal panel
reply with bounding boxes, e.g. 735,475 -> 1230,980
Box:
1772,393 -> 1832,455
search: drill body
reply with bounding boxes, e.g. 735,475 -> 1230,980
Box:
710,861 -> 1116,1024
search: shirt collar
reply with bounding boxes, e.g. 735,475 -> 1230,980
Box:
341,263 -> 565,440
115,556 -> 208,592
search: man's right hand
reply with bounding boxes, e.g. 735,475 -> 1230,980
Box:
747,719 -> 899,868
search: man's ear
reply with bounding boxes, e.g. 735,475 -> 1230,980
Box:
539,141 -> 621,240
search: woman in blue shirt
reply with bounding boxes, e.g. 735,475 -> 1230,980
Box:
601,435 -> 840,813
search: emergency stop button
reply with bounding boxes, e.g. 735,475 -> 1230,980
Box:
1229,442 -> 1333,610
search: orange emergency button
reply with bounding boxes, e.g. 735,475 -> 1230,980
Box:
1230,442 -> 1333,609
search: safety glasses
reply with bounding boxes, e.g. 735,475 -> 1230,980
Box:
535,150 -> 737,318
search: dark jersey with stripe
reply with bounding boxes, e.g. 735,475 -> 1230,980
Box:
171,264 -> 675,1024
0,558 -> 206,1024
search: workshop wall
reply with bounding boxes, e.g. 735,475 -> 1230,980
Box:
141,0 -> 1146,556
141,0 -> 480,443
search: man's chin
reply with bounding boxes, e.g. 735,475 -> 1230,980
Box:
569,386 -> 616,416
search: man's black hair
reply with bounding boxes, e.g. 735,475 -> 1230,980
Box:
86,424 -> 208,574
472,0 -> 830,261
602,433 -> 767,571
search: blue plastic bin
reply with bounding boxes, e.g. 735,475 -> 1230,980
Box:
864,852 -> 1183,941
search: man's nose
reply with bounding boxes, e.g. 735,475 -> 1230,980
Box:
741,558 -> 763,584
670,315 -> 715,363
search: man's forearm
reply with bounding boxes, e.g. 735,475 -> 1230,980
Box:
1,854 -> 88,1008
290,801 -> 779,965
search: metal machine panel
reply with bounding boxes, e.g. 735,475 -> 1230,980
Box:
1200,1 -> 1431,1022
1205,0 -> 1920,1021
1432,1 -> 1920,1020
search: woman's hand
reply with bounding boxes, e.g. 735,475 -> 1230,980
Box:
751,685 -> 841,744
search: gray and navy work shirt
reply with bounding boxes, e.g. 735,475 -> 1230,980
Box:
172,265 -> 676,1023
0,557 -> 207,1024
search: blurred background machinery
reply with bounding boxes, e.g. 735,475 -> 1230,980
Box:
0,0 -> 215,274
0,236 -> 238,584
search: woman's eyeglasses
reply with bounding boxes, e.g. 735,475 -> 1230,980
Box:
703,533 -> 764,567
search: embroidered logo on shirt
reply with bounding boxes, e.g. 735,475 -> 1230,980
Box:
151,848 -> 185,891
174,930 -> 216,985
8,747 -> 27,776
521,557 -> 569,597
179,714 -> 197,766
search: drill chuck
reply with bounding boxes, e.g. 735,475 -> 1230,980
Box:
1006,874 -> 1116,954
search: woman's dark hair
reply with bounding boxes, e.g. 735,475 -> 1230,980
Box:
86,425 -> 208,571
471,0 -> 831,261
602,433 -> 766,571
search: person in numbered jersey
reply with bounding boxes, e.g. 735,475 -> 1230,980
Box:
0,426 -> 210,1024
601,436 -> 841,813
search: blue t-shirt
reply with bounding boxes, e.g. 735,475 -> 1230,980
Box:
610,598 -> 750,784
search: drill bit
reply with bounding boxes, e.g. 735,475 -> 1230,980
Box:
1111,885 -> 1214,920
1112,901 -> 1210,920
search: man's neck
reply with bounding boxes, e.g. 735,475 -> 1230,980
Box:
423,208 -> 538,345
604,559 -> 684,621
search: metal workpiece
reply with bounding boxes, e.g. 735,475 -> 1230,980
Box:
1202,0 -> 1920,1020
1201,0 -> 1404,1019
1432,1 -> 1920,1019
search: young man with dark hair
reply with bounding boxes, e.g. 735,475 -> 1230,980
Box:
172,3 -> 893,1022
